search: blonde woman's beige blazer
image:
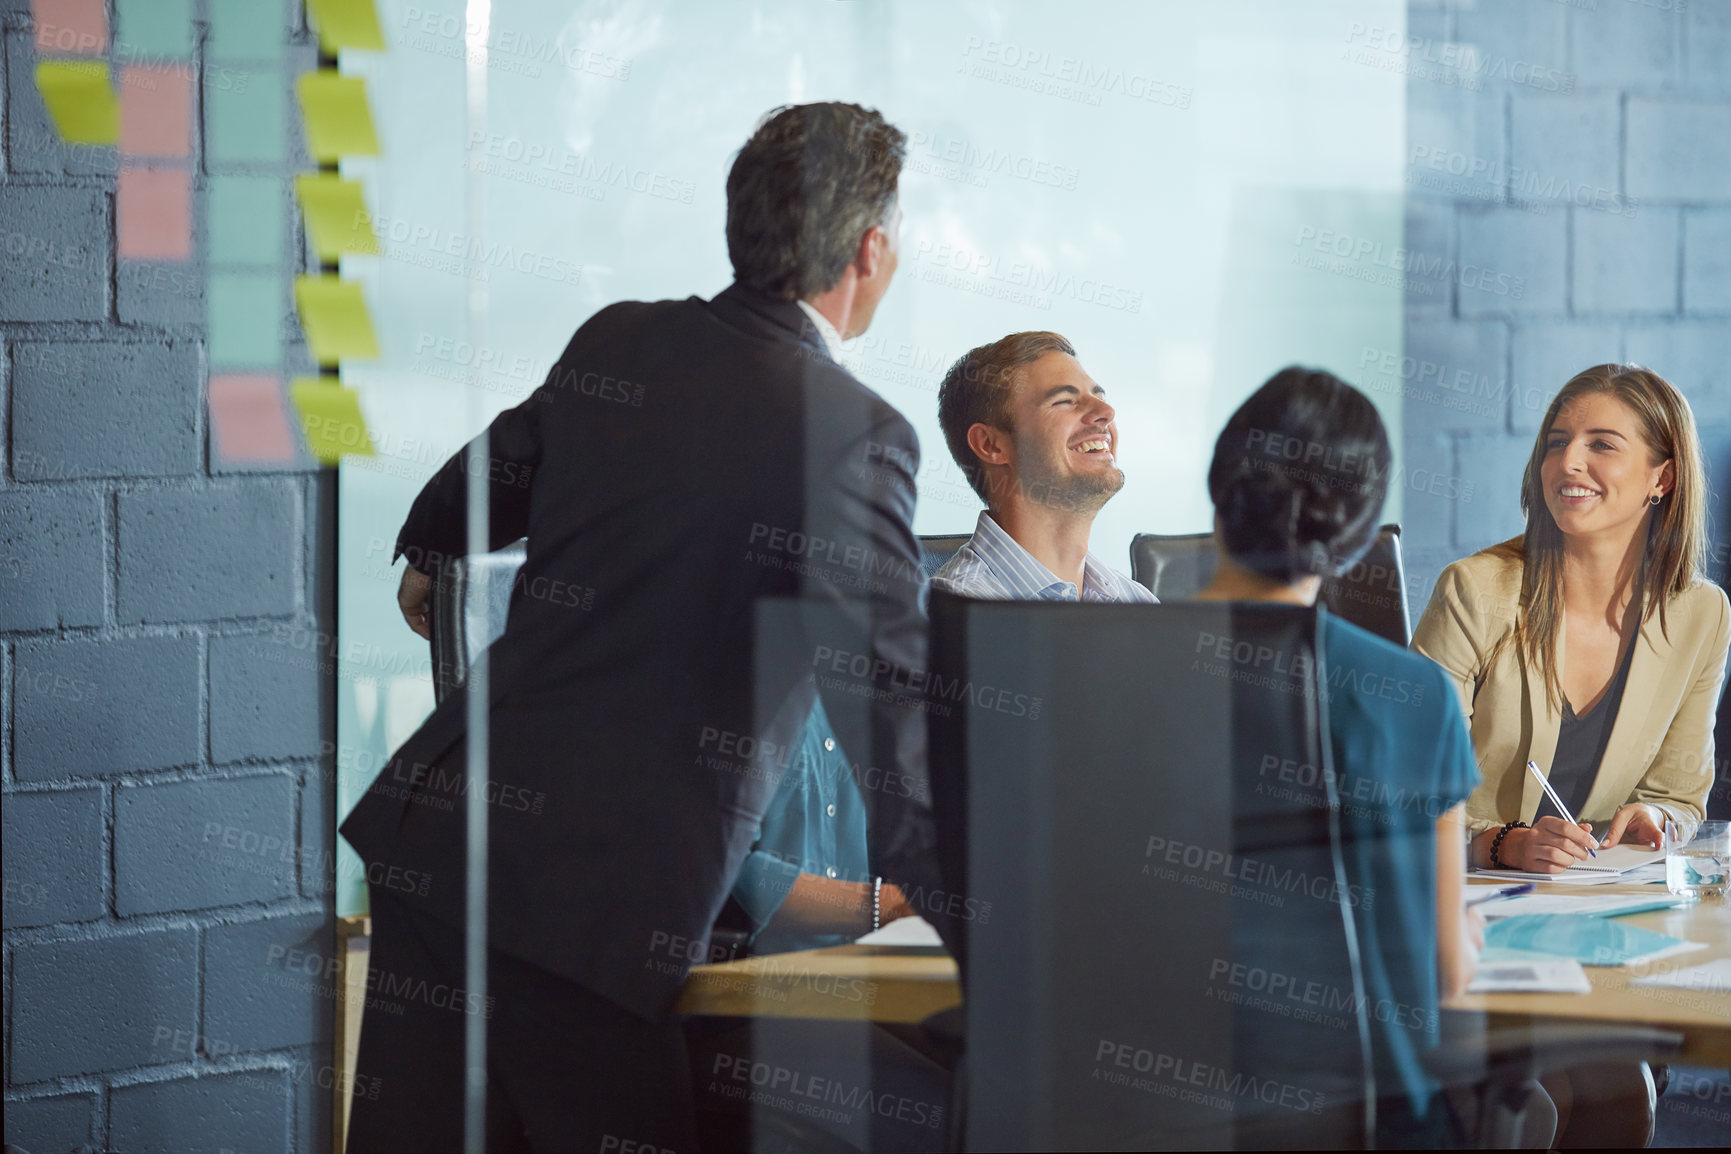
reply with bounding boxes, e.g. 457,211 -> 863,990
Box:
1412,539 -> 1729,840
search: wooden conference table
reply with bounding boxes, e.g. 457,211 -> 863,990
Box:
677,882 -> 1731,1067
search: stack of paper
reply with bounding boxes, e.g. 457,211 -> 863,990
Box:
1473,893 -> 1686,920
1471,844 -> 1668,885
1467,959 -> 1592,994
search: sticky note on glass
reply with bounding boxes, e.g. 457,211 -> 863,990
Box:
33,0 -> 108,56
295,175 -> 379,261
307,0 -> 385,53
295,276 -> 380,363
209,272 -> 281,367
291,378 -> 375,464
209,374 -> 299,463
296,72 -> 380,163
117,167 -> 191,260
120,65 -> 192,158
207,75 -> 287,165
209,176 -> 284,266
116,0 -> 193,59
35,61 -> 118,144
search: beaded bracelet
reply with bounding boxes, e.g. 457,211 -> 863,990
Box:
1489,820 -> 1529,869
872,876 -> 884,932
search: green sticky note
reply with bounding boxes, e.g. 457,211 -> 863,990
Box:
291,378 -> 376,465
209,177 -> 285,266
115,0 -> 193,59
207,73 -> 286,165
307,0 -> 386,53
295,175 -> 379,261
209,0 -> 287,61
297,72 -> 380,163
35,61 -> 119,145
209,272 -> 282,368
295,276 -> 379,364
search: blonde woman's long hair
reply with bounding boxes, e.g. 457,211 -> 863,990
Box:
1503,364 -> 1709,710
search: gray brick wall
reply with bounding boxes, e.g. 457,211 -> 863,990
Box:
1394,0 -> 1731,606
2,4 -> 333,1151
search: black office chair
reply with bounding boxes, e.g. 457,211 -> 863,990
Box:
925,592 -> 1681,1150
428,535 -> 975,701
918,533 -> 971,581
427,539 -> 526,704
928,593 -> 1377,1149
1128,523 -> 1414,647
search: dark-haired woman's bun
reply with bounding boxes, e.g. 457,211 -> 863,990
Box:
1207,367 -> 1391,582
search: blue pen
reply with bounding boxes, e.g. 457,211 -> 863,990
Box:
1466,882 -> 1536,907
1527,759 -> 1596,858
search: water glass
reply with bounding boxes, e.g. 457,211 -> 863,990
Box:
1666,820 -> 1730,900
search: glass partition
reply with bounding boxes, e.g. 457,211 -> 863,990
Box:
336,1 -> 1406,919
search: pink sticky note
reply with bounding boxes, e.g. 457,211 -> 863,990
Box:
209,375 -> 299,463
120,66 -> 192,158
117,167 -> 191,261
33,0 -> 107,56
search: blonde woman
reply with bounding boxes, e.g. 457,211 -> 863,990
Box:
1414,364 -> 1728,875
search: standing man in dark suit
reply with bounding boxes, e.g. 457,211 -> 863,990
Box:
341,103 -> 936,1153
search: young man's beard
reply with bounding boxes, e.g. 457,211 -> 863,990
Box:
1005,441 -> 1126,515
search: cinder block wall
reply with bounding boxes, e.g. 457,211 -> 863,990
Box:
1391,0 -> 1731,814
1394,0 -> 1730,592
2,3 -> 335,1151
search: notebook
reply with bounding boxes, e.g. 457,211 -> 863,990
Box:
1472,843 -> 1668,883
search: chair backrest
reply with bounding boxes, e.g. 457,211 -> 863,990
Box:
927,593 -> 1373,1150
1129,523 -> 1413,646
428,535 -> 971,702
919,533 -> 972,581
428,540 -> 527,704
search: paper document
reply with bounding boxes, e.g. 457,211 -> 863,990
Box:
1468,959 -> 1591,994
1628,958 -> 1731,996
1474,893 -> 1686,920
1485,913 -> 1705,967
855,916 -> 943,947
1472,868 -> 1628,885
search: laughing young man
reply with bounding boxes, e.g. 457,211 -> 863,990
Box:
931,331 -> 1152,603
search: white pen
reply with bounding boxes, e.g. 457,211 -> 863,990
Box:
1526,759 -> 1597,858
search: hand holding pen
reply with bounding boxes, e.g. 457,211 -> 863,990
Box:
1504,759 -> 1598,873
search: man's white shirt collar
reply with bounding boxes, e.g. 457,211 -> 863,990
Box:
795,300 -> 846,363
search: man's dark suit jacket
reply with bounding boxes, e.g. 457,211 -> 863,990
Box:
340,283 -> 938,1021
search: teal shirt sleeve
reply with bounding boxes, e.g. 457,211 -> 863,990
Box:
727,698 -> 874,951
730,849 -> 803,932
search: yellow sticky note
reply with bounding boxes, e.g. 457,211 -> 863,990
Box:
295,175 -> 379,261
307,0 -> 386,54
35,61 -> 118,144
290,378 -> 375,465
294,276 -> 380,364
296,71 -> 380,162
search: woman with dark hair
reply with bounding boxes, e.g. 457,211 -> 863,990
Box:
1414,365 -> 1726,873
1197,366 -> 1484,1145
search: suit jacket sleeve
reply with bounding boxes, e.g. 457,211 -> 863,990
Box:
393,393 -> 545,568
798,413 -> 939,901
1634,586 -> 1731,840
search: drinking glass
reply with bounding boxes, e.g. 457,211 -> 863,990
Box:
1666,820 -> 1730,900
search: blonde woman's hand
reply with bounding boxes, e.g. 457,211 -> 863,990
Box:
1599,803 -> 1665,850
1503,815 -> 1598,872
